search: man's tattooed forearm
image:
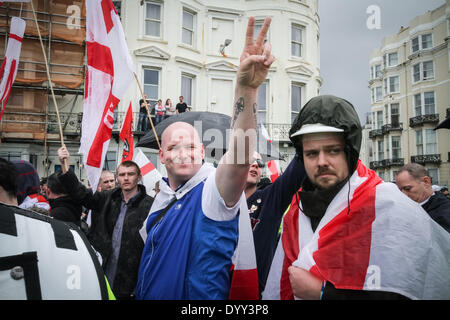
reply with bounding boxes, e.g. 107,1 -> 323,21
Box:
231,97 -> 245,128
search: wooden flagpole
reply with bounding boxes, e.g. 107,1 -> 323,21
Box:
133,72 -> 161,149
30,0 -> 68,171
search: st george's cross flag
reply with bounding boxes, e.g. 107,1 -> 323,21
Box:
263,161 -> 450,300
119,101 -> 134,162
260,124 -> 281,182
133,148 -> 162,198
0,17 -> 25,121
79,0 -> 135,191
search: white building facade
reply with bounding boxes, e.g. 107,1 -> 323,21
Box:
0,0 -> 321,180
368,0 -> 450,185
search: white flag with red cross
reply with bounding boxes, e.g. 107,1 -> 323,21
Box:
133,148 -> 162,198
80,0 -> 135,192
260,124 -> 281,182
0,17 -> 25,121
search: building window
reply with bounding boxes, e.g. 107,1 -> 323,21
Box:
181,74 -> 194,106
375,86 -> 382,102
253,20 -> 268,42
391,103 -> 399,126
388,76 -> 399,93
411,37 -> 419,52
422,61 -> 434,80
391,136 -> 401,159
103,151 -> 117,172
257,82 -> 268,125
143,68 -> 159,107
385,52 -> 398,67
113,1 -> 121,18
414,91 -> 435,116
424,92 -> 435,114
416,130 -> 423,155
428,168 -> 438,185
145,1 -> 162,37
375,64 -> 382,78
413,61 -> 434,82
291,24 -> 303,57
425,129 -> 437,154
414,93 -> 422,116
376,110 -> 383,129
412,33 -> 433,53
421,34 -> 432,50
291,83 -> 302,123
413,63 -> 421,82
415,129 -> 437,155
182,9 -> 195,46
378,171 -> 385,181
377,140 -> 384,161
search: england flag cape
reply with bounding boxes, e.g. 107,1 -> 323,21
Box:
263,161 -> 450,300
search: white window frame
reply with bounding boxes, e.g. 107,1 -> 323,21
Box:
385,52 -> 398,67
411,33 -> 433,53
414,91 -> 435,116
182,8 -> 196,47
391,136 -> 401,159
144,0 -> 163,38
290,82 -> 303,123
180,73 -> 195,107
412,60 -> 434,83
375,86 -> 382,102
388,75 -> 400,94
257,81 -> 269,125
143,67 -> 160,107
291,23 -> 304,58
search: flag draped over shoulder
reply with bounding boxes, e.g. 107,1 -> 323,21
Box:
133,148 -> 161,198
228,199 -> 259,300
0,17 -> 25,121
260,124 -> 281,182
80,0 -> 135,191
119,102 -> 134,162
263,161 -> 450,300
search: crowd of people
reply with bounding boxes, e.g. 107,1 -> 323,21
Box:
138,95 -> 191,131
1,16 -> 449,301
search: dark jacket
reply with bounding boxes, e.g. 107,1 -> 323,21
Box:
248,155 -> 306,296
59,170 -> 154,299
422,192 -> 450,233
48,195 -> 82,227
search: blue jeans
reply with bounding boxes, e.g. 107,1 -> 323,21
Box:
155,114 -> 164,125
138,112 -> 148,131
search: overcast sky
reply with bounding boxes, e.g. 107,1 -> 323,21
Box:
318,0 -> 446,123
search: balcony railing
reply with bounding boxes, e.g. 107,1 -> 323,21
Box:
409,114 -> 439,128
370,158 -> 404,170
264,123 -> 292,142
369,161 -> 381,170
411,154 -> 441,164
382,123 -> 403,134
383,158 -> 404,167
369,129 -> 383,139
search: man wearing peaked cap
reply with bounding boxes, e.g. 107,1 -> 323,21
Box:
263,95 -> 450,300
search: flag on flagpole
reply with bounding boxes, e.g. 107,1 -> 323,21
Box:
260,124 -> 281,182
119,102 -> 134,162
80,0 -> 135,191
133,148 -> 162,198
0,17 -> 25,121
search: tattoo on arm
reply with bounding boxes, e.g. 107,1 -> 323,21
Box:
231,97 -> 245,128
253,103 -> 257,128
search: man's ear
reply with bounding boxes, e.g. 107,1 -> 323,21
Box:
423,176 -> 432,186
159,148 -> 165,164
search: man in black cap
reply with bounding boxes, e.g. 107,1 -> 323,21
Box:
263,95 -> 450,300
